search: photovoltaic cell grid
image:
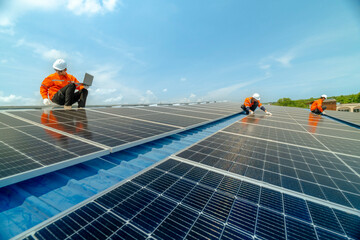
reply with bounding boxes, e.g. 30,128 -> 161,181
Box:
9,109 -> 180,148
0,117 -> 106,184
21,159 -> 360,240
0,103 -> 241,188
325,110 -> 360,127
176,132 -> 360,210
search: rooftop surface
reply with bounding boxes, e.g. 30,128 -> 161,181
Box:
0,103 -> 359,240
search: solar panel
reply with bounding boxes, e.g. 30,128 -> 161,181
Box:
0,119 -> 108,188
18,158 -> 360,240
325,110 -> 360,127
1,103 -> 240,188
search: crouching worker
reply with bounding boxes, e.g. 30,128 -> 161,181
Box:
40,59 -> 88,109
241,93 -> 272,115
310,94 -> 327,115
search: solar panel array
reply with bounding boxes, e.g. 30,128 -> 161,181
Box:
0,102 -> 240,188
325,110 -> 360,127
18,105 -> 360,240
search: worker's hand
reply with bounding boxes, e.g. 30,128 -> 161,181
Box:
43,99 -> 51,105
266,111 -> 272,116
322,111 -> 326,115
249,111 -> 254,115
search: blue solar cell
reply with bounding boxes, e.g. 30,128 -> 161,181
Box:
307,201 -> 344,235
283,194 -> 311,222
183,167 -> 208,182
237,182 -> 260,204
132,168 -> 164,186
217,176 -> 242,196
227,199 -> 258,235
201,155 -> 220,166
177,149 -> 195,159
260,187 -> 283,213
164,179 -> 196,202
264,162 -> 280,173
214,159 -> 233,171
199,172 -> 224,189
300,181 -> 326,199
316,227 -> 347,240
333,209 -> 360,239
169,162 -> 193,176
263,171 -> 281,186
220,226 -> 253,240
203,192 -> 235,222
111,224 -> 147,239
313,173 -> 337,188
186,214 -> 223,239
256,208 -> 286,240
285,217 -> 317,240
113,189 -> 158,220
131,197 -> 177,233
320,186 -> 352,207
152,205 -> 199,240
95,182 -> 141,209
156,158 -> 180,171
229,163 -> 248,175
343,192 -> 360,210
332,178 -> 359,194
148,174 -> 179,193
182,185 -> 214,211
296,169 -> 317,183
281,175 -> 302,193
244,166 -> 263,180
280,166 -> 297,178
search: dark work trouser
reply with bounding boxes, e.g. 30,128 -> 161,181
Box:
51,83 -> 88,108
241,101 -> 259,115
311,106 -> 327,114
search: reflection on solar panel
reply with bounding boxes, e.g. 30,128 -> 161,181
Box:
18,105 -> 360,240
0,103 -> 240,188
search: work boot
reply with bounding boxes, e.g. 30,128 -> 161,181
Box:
64,105 -> 72,110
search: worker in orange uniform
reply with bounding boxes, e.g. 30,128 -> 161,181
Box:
241,93 -> 272,115
310,94 -> 327,114
40,59 -> 88,109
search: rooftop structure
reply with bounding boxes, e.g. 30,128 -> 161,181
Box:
0,103 -> 359,240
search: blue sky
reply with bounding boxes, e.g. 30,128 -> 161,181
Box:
0,0 -> 359,106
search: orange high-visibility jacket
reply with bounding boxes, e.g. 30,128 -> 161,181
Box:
40,72 -> 84,100
310,98 -> 324,112
244,97 -> 263,108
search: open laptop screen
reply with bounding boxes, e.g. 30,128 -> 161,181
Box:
83,73 -> 94,86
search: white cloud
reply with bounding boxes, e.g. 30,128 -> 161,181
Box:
0,92 -> 37,106
274,54 -> 294,67
139,90 -> 157,103
104,95 -> 123,103
0,0 -> 120,33
180,77 -> 187,82
259,64 -> 271,70
93,88 -> 117,95
0,59 -> 8,64
162,88 -> 167,92
15,39 -> 68,60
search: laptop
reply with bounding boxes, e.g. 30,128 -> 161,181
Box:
83,73 -> 94,86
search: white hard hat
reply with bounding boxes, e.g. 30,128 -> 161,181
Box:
321,94 -> 327,99
252,93 -> 261,100
53,59 -> 67,71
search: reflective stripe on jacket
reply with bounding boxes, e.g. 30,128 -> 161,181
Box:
244,97 -> 262,108
40,72 -> 83,100
310,98 -> 324,112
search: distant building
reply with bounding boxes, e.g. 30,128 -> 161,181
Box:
323,99 -> 337,111
336,103 -> 360,112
